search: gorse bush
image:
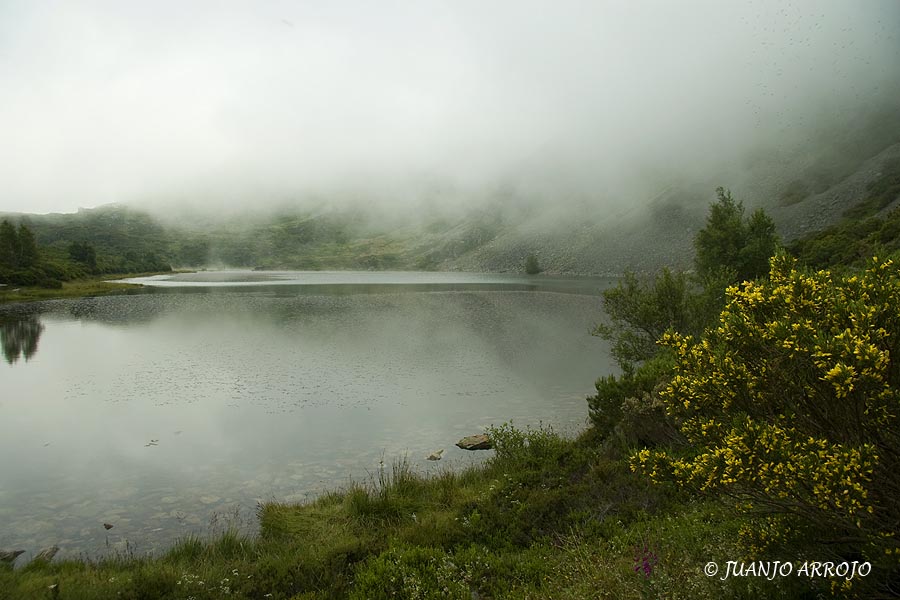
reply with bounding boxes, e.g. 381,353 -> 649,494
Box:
632,255 -> 900,568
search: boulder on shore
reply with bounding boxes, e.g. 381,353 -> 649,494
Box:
34,546 -> 59,562
456,434 -> 492,450
0,549 -> 25,564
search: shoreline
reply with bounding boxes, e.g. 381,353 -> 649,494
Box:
0,271 -> 187,305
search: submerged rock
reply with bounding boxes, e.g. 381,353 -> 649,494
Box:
455,434 -> 492,450
426,449 -> 444,461
34,546 -> 59,562
0,549 -> 25,564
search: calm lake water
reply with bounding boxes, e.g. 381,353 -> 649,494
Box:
0,271 -> 615,561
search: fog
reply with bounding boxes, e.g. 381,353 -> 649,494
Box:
1,0 -> 898,215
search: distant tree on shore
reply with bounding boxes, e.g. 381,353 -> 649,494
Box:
0,220 -> 17,267
524,253 -> 542,275
0,220 -> 39,269
17,223 -> 38,268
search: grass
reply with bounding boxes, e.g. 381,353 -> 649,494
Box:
0,424 -> 822,600
0,271 -> 180,304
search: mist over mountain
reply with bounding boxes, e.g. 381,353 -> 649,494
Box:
2,1 -> 899,219
6,106 -> 899,277
2,2 -> 900,275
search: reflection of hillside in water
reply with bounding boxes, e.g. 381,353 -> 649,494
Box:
1,316 -> 44,364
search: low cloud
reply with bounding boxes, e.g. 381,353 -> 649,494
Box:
1,0 -> 898,214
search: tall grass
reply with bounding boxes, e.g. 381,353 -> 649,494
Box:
0,425 -> 826,599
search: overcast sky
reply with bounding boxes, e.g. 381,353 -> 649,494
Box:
1,0 -> 898,214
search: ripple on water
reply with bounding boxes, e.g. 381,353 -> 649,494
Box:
0,288 -> 611,558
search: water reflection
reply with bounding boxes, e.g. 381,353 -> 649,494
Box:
0,282 -> 615,560
1,315 -> 44,364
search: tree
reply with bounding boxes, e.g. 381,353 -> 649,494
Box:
68,241 -> 97,271
524,253 -> 542,275
593,269 -> 700,370
694,187 -> 778,282
16,223 -> 38,268
0,219 -> 17,267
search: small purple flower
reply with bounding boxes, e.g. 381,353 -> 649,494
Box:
633,545 -> 659,579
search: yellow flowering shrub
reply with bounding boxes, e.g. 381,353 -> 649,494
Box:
631,255 -> 900,556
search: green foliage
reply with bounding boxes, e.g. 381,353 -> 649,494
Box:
0,216 -> 168,288
471,424 -> 675,549
524,253 -> 542,274
16,223 -> 38,268
486,422 -> 569,468
587,353 -> 682,448
0,220 -> 39,270
694,187 -> 779,282
0,219 -> 18,266
593,268 -> 719,371
350,544 -> 549,600
68,241 -> 98,271
633,256 -> 900,583
350,545 -> 470,599
0,219 -> 64,287
5,203 -> 515,273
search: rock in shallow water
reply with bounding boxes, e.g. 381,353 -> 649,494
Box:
0,549 -> 25,564
34,546 -> 59,562
455,434 -> 492,450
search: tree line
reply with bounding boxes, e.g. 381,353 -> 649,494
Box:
0,219 -> 63,287
0,220 -> 39,270
0,217 -> 170,287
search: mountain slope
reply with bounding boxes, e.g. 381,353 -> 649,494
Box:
4,122 -> 900,276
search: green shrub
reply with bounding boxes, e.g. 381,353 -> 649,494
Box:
593,269 -> 717,371
350,545 -> 471,600
351,544 -> 549,600
587,352 -> 677,441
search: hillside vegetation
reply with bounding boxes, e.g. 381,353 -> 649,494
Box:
2,143 -> 897,283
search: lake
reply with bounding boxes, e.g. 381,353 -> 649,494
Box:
0,271 -> 616,560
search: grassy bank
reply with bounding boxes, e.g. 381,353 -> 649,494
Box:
0,272 -> 179,305
0,425 -> 812,600
0,279 -> 140,304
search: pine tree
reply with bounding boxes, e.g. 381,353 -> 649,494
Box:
16,223 -> 38,268
0,220 -> 18,268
